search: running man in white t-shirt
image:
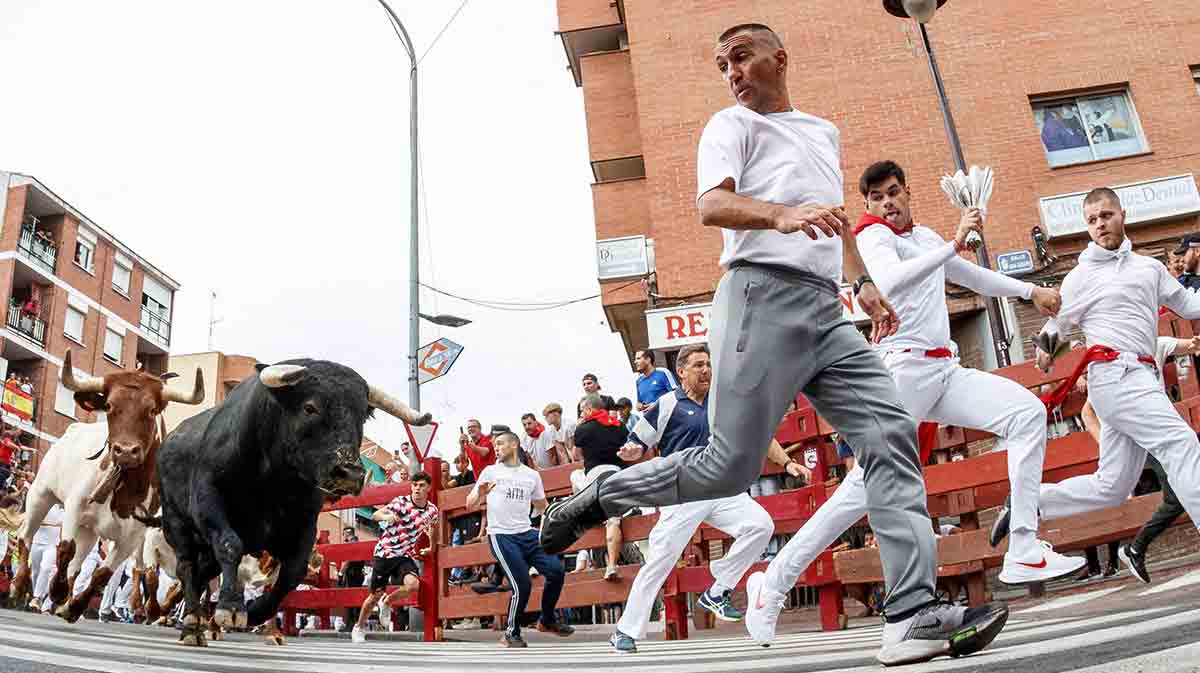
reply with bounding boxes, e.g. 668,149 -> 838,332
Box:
468,432 -> 575,648
539,22 -> 1008,666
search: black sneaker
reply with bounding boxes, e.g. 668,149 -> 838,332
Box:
989,497 -> 1011,547
1119,544 -> 1151,583
535,621 -> 575,637
501,633 -> 528,648
539,472 -> 613,554
470,579 -> 509,595
876,600 -> 1008,666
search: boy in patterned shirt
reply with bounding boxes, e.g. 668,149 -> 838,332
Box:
351,472 -> 438,643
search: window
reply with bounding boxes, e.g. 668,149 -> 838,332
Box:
64,306 -> 85,344
55,379 -> 76,419
104,328 -> 123,364
112,253 -> 132,296
74,227 -> 97,273
1032,90 -> 1148,167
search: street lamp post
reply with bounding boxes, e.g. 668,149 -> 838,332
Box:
375,0 -> 424,406
883,0 -> 1012,367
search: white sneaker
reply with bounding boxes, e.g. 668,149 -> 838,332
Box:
744,572 -> 785,647
877,600 -> 1009,666
998,540 -> 1087,584
351,625 -> 365,643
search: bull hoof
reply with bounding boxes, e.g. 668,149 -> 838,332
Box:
54,603 -> 82,624
208,628 -> 224,642
412,412 -> 433,426
179,624 -> 207,648
213,608 -> 238,630
264,634 -> 285,646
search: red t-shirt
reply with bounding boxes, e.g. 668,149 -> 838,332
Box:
464,434 -> 495,479
0,439 -> 17,465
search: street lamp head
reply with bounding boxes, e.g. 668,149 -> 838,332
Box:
883,0 -> 948,23
419,313 -> 472,328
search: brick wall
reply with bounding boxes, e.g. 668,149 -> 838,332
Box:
581,50 -> 643,161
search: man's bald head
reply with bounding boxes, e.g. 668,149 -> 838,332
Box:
717,23 -> 782,50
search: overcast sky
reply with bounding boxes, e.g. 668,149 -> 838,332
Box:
0,1 -> 635,461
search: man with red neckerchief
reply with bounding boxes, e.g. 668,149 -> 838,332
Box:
743,160 -> 1080,648
570,393 -> 629,581
992,187 -> 1200,558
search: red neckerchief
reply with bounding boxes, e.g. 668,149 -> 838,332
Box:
853,212 -> 913,237
584,410 -> 620,427
528,423 -> 546,439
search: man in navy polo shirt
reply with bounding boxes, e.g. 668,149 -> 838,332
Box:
608,343 -> 804,654
633,350 -> 677,411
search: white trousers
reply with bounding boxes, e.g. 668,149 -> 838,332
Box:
764,355 -> 1048,594
616,492 -> 773,640
72,545 -> 103,596
1040,358 -> 1200,526
101,559 -> 134,612
30,541 -> 57,602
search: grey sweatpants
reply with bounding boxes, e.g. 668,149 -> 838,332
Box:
598,264 -> 937,616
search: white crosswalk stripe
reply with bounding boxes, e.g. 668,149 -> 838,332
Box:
0,603 -> 1195,672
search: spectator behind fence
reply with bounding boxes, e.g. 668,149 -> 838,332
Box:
1174,233 -> 1200,291
520,413 -> 557,470
337,526 -> 366,632
633,349 -> 677,411
571,393 -> 628,581
543,403 -> 576,465
448,452 -> 484,587
460,419 -> 496,480
467,432 -> 574,648
614,398 -> 641,435
576,374 -> 616,418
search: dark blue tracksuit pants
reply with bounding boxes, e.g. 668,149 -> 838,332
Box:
488,529 -> 564,637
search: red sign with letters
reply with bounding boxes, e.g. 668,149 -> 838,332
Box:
646,287 -> 868,351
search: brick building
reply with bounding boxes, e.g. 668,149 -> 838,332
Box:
556,0 -> 1200,370
0,171 -> 179,466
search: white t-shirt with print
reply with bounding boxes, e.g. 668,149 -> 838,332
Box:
471,463 -> 545,536
696,104 -> 845,280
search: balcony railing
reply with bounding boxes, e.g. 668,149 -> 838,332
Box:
140,305 -> 171,346
17,226 -> 57,275
6,301 -> 46,347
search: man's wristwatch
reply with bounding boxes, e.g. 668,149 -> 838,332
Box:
852,275 -> 874,296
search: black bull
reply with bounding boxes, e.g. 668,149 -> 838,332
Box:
154,359 -> 430,645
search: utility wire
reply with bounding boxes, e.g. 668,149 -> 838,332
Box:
417,0 -> 470,65
419,279 -> 641,312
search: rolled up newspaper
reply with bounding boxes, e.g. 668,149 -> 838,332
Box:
939,165 -> 994,249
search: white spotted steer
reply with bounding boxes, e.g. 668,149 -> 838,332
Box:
12,350 -> 205,622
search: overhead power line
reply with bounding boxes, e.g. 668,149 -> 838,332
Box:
418,280 -> 640,312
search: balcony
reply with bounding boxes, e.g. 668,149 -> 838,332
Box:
140,305 -> 171,348
6,301 -> 46,347
17,224 -> 57,276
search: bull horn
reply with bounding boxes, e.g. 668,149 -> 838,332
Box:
159,372 -> 180,381
61,349 -> 104,394
367,385 -> 432,426
163,369 -> 205,405
259,364 -> 308,389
